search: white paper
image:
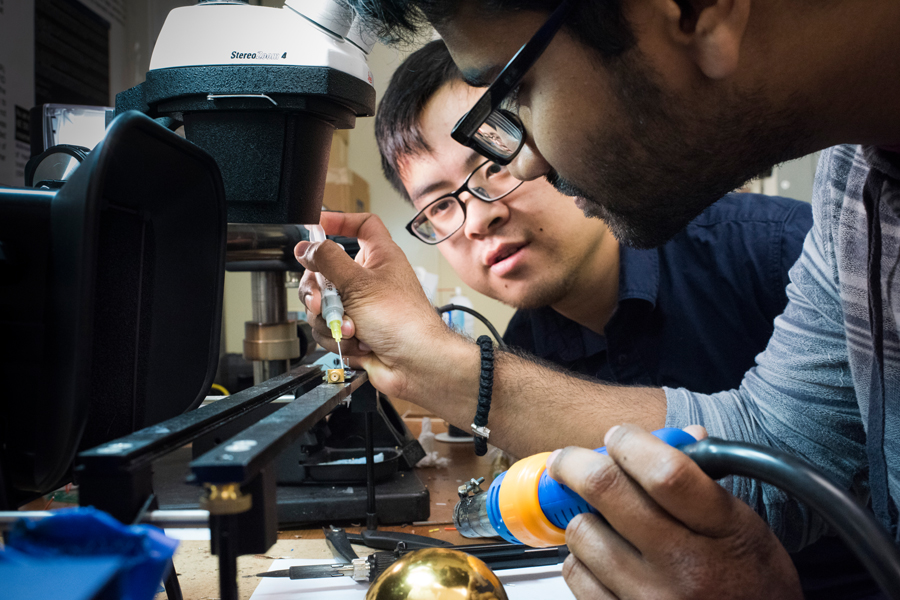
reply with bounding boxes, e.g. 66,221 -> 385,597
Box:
163,528 -> 211,541
250,558 -> 575,600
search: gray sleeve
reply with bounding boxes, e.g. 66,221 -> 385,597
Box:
666,149 -> 868,552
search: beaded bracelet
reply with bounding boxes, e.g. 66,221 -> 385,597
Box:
471,335 -> 494,456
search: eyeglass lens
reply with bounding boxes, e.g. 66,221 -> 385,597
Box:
411,162 -> 521,243
473,111 -> 524,161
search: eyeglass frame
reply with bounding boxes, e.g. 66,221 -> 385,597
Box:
450,0 -> 573,165
405,160 -> 524,245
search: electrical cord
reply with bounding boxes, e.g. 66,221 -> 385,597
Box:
683,438 -> 900,600
436,304 -> 509,350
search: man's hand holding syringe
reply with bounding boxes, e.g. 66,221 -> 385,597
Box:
307,224 -> 347,370
295,212 -> 474,403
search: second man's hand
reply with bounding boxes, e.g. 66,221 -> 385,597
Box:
547,424 -> 803,600
294,212 -> 476,403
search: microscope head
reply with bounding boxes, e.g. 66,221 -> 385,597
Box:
115,0 -> 377,224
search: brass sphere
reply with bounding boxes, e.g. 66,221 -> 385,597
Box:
366,548 -> 509,600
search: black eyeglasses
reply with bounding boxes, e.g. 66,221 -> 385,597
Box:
450,0 -> 572,165
406,160 -> 524,244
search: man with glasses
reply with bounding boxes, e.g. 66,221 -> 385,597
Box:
384,40 -> 812,400
296,0 -> 900,598
375,40 -> 872,598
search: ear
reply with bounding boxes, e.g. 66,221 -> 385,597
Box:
660,0 -> 751,79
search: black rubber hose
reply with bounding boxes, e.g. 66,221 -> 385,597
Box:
682,438 -> 900,600
437,304 -> 509,350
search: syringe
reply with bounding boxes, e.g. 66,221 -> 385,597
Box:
307,224 -> 344,365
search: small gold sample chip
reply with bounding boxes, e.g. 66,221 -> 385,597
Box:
326,368 -> 345,383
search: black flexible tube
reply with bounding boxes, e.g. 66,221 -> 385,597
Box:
437,304 -> 509,349
682,438 -> 900,600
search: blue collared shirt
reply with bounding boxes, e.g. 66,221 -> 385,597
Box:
503,192 -> 813,394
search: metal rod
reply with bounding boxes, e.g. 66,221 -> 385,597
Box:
217,514 -> 240,600
226,223 -> 305,257
252,271 -> 288,323
251,271 -> 291,384
365,410 -> 377,530
0,509 -> 210,531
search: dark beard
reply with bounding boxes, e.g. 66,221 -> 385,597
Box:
550,50 -> 814,250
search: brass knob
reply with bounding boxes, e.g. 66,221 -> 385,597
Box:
199,483 -> 252,515
366,548 -> 508,600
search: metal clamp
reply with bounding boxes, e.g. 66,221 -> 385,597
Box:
470,424 -> 490,440
457,477 -> 486,499
200,483 -> 252,515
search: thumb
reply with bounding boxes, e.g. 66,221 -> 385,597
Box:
295,239 -> 367,291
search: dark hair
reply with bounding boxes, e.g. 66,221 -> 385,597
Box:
375,40 -> 463,202
347,0 -> 635,59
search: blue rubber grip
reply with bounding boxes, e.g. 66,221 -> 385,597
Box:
485,472 -> 522,544
536,428 -> 697,531
486,428 -> 697,542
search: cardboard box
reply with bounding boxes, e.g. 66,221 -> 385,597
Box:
349,170 -> 370,213
322,168 -> 370,213
328,130 -> 349,169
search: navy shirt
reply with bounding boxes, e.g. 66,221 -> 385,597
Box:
503,192 -> 812,394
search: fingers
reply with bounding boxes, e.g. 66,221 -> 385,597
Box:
563,513 -> 647,597
603,424 -> 739,538
295,238 -> 369,292
683,424 -> 707,440
340,316 -> 356,339
561,552 -> 618,600
307,313 -> 367,356
547,446 -> 681,554
305,213 -> 408,271
318,211 -> 389,240
299,271 -> 321,316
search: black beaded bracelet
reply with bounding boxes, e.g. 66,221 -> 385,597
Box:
472,335 -> 495,456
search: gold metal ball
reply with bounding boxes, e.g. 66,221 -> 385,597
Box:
366,548 -> 509,600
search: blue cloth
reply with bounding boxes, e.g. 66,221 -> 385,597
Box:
503,192 -> 812,394
2,507 -> 179,600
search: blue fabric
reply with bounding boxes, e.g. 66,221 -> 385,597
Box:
0,549 -> 126,600
666,144 -> 900,550
503,192 -> 812,394
4,507 -> 179,600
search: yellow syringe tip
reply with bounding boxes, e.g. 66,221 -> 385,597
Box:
329,320 -> 342,343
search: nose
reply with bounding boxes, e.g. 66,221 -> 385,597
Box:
462,194 -> 511,240
506,105 -> 551,181
508,142 -> 551,181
